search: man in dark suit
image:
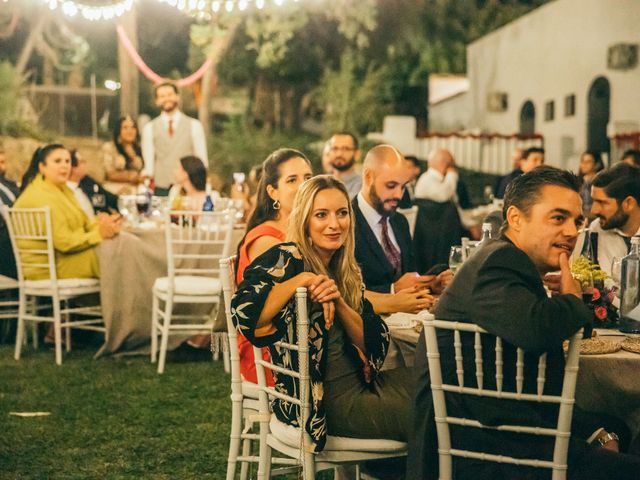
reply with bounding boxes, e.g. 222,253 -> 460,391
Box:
69,150 -> 118,216
0,149 -> 18,278
408,166 -> 639,479
353,145 -> 450,314
495,146 -> 545,199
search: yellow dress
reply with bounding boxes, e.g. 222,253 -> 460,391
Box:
13,176 -> 101,279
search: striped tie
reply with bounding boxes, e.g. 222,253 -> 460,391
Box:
380,217 -> 401,277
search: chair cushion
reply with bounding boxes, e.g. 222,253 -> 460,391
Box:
25,278 -> 100,290
153,276 -> 221,296
269,416 -> 407,453
0,275 -> 18,290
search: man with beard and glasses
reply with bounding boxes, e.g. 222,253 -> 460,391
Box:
328,132 -> 362,199
408,166 -> 639,480
573,163 -> 640,276
353,145 -> 451,315
141,82 -> 208,195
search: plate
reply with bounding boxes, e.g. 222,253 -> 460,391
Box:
621,337 -> 640,354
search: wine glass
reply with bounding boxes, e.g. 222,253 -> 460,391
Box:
611,257 -> 623,286
449,246 -> 465,274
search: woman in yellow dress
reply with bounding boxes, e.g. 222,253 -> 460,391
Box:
15,144 -> 121,280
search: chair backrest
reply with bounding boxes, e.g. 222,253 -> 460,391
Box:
421,313 -> 582,480
398,205 -> 419,237
164,209 -> 236,281
253,287 -> 311,456
219,255 -> 241,384
3,206 -> 57,285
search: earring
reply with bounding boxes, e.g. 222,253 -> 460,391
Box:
273,199 -> 281,210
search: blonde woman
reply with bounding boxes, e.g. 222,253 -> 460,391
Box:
231,175 -> 413,453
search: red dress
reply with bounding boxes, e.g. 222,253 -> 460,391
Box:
236,224 -> 284,386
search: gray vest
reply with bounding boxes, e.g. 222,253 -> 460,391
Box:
151,115 -> 195,188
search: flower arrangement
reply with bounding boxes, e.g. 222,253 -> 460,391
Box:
571,257 -> 619,328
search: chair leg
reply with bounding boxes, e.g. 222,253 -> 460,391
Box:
62,299 -> 71,353
226,398 -> 243,480
239,427 -> 252,480
157,297 -> 173,374
28,298 -> 39,349
14,290 -> 27,360
256,420 -> 271,480
303,450 -> 315,480
150,293 -> 159,363
223,342 -> 231,374
53,297 -> 63,366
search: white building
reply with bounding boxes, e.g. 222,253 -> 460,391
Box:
429,0 -> 640,170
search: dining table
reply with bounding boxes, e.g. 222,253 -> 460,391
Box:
384,314 -> 640,439
94,221 -> 245,357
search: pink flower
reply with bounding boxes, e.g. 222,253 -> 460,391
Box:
591,289 -> 601,301
594,306 -> 608,320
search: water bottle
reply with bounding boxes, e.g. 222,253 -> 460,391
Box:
476,222 -> 493,249
619,236 -> 640,334
202,182 -> 215,212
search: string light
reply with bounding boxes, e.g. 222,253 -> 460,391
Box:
43,0 -> 302,20
41,0 -> 134,21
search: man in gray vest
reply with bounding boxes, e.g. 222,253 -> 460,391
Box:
141,82 -> 208,195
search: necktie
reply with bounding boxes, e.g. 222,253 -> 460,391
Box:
379,217 -> 401,276
623,235 -> 631,254
168,119 -> 174,136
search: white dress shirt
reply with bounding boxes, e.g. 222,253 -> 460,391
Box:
66,180 -> 95,220
357,192 -> 400,251
573,218 -> 640,276
141,111 -> 208,178
0,181 -> 16,204
414,168 -> 459,202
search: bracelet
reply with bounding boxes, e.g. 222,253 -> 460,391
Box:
596,431 -> 619,447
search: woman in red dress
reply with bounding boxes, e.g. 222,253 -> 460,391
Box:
235,148 -> 313,384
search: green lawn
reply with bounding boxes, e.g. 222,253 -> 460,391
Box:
0,344 -> 233,479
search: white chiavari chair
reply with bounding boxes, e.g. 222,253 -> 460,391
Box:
4,206 -> 104,365
253,287 -> 408,480
421,312 -> 582,480
151,210 -> 234,374
220,255 -> 300,480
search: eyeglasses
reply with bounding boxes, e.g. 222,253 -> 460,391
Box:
331,146 -> 355,153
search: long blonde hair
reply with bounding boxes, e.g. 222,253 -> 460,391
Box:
287,175 -> 363,311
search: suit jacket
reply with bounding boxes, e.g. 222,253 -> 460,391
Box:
495,168 -> 522,199
352,196 -> 416,293
412,198 -> 464,271
407,237 -> 592,480
79,175 -> 119,213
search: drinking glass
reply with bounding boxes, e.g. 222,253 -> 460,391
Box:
449,246 -> 465,274
611,257 -> 623,286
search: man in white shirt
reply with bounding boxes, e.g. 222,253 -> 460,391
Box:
576,163 -> 640,275
414,148 -> 458,202
67,151 -> 95,220
328,132 -> 362,199
141,82 -> 208,195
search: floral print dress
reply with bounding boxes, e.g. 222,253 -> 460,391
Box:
231,242 -> 390,452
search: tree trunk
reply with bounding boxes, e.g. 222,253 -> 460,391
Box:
16,13 -> 48,76
117,8 -> 139,118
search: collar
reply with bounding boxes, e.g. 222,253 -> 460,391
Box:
357,192 -> 384,226
426,168 -> 445,181
161,110 -> 182,123
66,180 -> 79,189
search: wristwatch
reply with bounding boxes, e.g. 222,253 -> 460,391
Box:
596,431 -> 619,447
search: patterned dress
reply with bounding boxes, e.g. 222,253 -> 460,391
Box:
231,242 -> 390,452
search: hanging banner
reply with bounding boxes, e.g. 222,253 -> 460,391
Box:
116,24 -> 212,87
